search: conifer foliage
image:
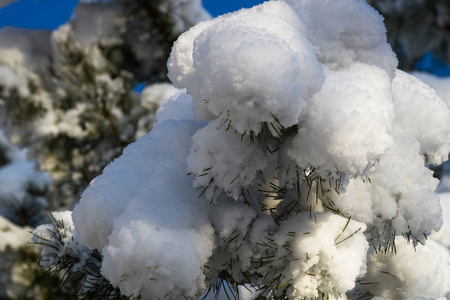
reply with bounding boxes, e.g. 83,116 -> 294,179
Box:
33,0 -> 450,299
0,0 -> 209,206
0,0 -> 209,298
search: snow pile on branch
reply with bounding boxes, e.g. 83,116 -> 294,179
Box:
430,192 -> 450,248
413,71 -> 450,109
31,211 -> 91,272
32,0 -> 450,298
355,237 -> 450,299
411,71 -> 450,189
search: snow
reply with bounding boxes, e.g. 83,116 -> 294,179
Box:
154,89 -> 197,124
0,27 -> 52,70
288,63 -> 394,177
275,213 -> 368,297
430,192 -> 450,248
68,2 -> 124,47
73,120 -> 215,298
0,216 -> 37,299
392,70 -> 450,165
282,0 -> 398,78
329,125 -> 442,246
0,131 -> 50,224
30,211 -> 92,272
358,238 -> 450,299
59,0 -> 450,298
413,71 -> 450,108
140,83 -> 178,109
0,216 -> 31,252
0,65 -> 30,98
168,1 -> 324,135
135,83 -> 180,138
164,0 -> 211,35
187,119 -> 269,201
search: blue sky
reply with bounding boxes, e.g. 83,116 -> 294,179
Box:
0,0 -> 265,30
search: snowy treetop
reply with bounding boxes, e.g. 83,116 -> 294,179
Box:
32,0 -> 450,298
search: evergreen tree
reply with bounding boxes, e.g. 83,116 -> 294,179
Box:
0,130 -> 49,227
0,0 -> 209,206
0,130 -> 78,299
0,0 -> 209,298
368,0 -> 450,71
32,0 -> 450,299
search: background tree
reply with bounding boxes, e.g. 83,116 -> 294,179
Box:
0,0 -> 210,207
368,0 -> 450,72
0,130 -> 79,299
0,0 -> 210,298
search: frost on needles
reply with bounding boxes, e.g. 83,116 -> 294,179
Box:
31,0 -> 450,299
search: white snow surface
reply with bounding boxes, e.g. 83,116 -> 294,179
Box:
392,70 -> 450,165
329,125 -> 442,242
430,192 -> 450,248
288,63 -> 394,177
154,89 -> 197,125
276,213 -> 368,297
412,71 -> 450,108
361,238 -> 450,299
68,0 -> 450,298
74,120 -> 215,298
168,1 -> 324,135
